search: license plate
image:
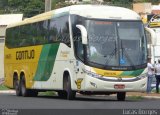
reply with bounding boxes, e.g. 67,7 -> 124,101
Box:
114,84 -> 125,89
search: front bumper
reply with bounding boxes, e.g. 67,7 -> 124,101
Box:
83,74 -> 147,92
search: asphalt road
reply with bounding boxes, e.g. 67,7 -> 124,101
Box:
0,93 -> 160,115
0,93 -> 160,109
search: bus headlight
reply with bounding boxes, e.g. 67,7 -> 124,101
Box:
85,70 -> 102,78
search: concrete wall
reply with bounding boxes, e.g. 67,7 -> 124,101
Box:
0,27 -> 5,79
133,3 -> 152,14
0,39 -> 4,79
0,25 -> 6,37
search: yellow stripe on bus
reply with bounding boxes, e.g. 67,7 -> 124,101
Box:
92,68 -> 123,77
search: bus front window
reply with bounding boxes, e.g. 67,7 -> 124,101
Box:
85,20 -> 147,70
87,20 -> 118,66
118,22 -> 147,67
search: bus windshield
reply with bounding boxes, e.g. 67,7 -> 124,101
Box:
86,20 -> 147,69
71,15 -> 147,70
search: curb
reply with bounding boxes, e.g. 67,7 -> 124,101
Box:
142,96 -> 160,99
0,90 -> 15,94
126,95 -> 160,99
78,93 -> 160,99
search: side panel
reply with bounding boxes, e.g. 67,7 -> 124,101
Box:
4,45 -> 42,88
4,42 -> 77,90
32,43 -> 77,90
33,43 -> 59,81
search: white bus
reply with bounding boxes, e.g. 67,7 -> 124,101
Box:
5,5 -> 148,101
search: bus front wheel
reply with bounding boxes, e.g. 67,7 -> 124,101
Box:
63,74 -> 76,100
117,92 -> 126,101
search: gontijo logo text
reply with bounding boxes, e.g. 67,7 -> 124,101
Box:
16,50 -> 35,60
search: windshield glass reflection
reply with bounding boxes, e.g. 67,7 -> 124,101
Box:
86,20 -> 147,67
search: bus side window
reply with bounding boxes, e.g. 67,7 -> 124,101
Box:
74,28 -> 84,61
49,15 -> 71,47
71,15 -> 85,61
77,40 -> 84,60
36,21 -> 48,44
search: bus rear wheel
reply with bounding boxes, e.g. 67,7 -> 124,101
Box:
117,92 -> 126,101
13,79 -> 21,96
63,74 -> 76,100
20,76 -> 38,97
20,76 -> 29,97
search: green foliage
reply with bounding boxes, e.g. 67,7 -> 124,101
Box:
0,0 -> 8,8
0,0 -> 72,17
133,0 -> 160,4
103,0 -> 133,8
39,91 -> 56,96
23,0 -> 44,17
128,96 -> 143,100
0,0 -> 44,17
52,0 -> 74,9
151,0 -> 160,4
0,0 -> 160,18
111,0 -> 133,3
103,0 -> 133,3
0,85 -> 9,90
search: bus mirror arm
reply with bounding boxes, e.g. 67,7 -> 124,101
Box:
76,25 -> 88,45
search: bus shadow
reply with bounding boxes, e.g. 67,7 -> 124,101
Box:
7,93 -> 144,102
35,94 -> 142,102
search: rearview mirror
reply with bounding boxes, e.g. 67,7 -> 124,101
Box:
76,25 -> 88,45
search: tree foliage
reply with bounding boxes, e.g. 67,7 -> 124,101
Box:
52,0 -> 74,9
103,0 -> 133,3
0,0 -> 44,17
103,0 -> 133,8
0,0 -> 160,18
134,0 -> 160,4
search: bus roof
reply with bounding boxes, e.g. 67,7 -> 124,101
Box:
70,5 -> 140,20
7,5 -> 141,28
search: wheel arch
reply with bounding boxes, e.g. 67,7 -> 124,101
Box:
20,71 -> 25,80
63,69 -> 75,90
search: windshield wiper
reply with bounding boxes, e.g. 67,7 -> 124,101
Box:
121,47 -> 135,69
105,47 -> 117,65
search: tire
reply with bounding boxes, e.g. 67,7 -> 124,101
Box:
20,76 -> 30,97
13,79 -> 21,96
117,92 -> 126,101
63,74 -> 76,100
20,76 -> 38,97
